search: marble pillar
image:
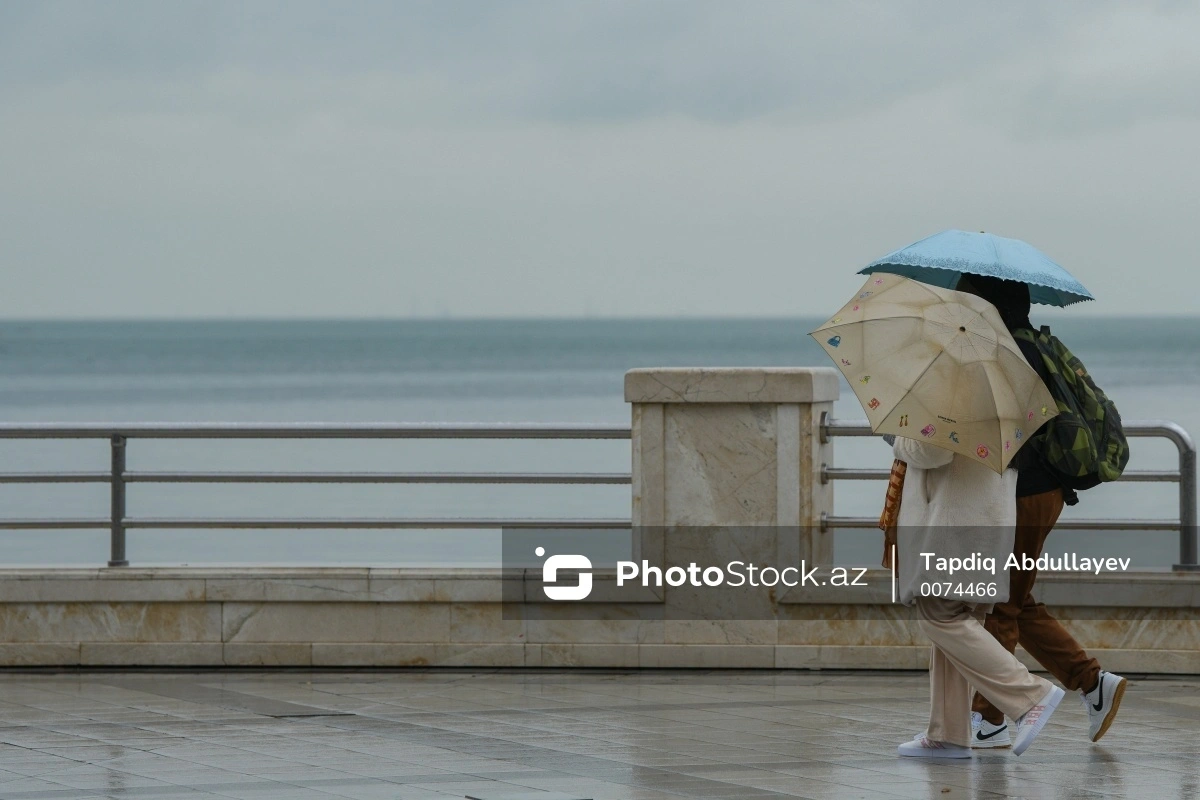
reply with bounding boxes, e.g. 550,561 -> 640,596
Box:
625,367 -> 840,563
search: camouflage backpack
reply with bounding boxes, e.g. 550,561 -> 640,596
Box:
1013,326 -> 1129,491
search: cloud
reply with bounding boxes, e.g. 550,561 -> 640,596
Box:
960,3 -> 1200,136
7,0 -> 1181,129
0,1 -> 1197,318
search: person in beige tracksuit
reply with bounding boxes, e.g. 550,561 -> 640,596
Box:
893,435 -> 1064,758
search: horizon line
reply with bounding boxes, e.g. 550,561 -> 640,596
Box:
0,311 -> 1194,324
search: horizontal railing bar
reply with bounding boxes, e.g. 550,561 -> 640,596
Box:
0,519 -> 111,529
823,467 -> 890,481
13,515 -> 1176,532
822,417 -> 1196,441
0,423 -> 631,439
0,472 -> 111,483
1113,470 -> 1182,483
0,467 -> 1174,486
0,418 -> 1184,441
126,518 -> 633,529
820,467 -> 1180,483
0,518 -> 632,530
821,516 -> 889,529
11,514 -> 1173,531
821,421 -> 876,439
121,472 -> 633,485
823,515 -> 1181,531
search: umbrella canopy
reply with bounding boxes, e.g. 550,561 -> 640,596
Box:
810,274 -> 1058,473
859,229 -> 1093,307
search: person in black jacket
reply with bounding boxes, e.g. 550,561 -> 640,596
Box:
954,274 -> 1126,747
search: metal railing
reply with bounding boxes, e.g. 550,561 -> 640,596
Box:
1,418 -> 1195,569
819,414 -> 1199,571
0,423 -> 632,566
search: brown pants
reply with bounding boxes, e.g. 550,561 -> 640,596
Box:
972,488 -> 1102,724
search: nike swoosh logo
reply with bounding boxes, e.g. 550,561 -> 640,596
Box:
976,726 -> 1008,740
1093,679 -> 1105,712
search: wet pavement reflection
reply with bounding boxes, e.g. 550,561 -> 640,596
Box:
0,670 -> 1197,799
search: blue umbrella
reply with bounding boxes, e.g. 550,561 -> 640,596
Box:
858,229 -> 1094,307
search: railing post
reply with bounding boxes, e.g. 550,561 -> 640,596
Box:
108,434 -> 128,567
1179,435 -> 1198,570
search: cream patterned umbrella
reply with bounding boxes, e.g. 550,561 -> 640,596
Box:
810,273 -> 1058,473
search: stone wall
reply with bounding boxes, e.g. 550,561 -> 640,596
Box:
1,567 -> 1197,671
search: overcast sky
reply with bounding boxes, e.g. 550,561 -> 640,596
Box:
2,0 -> 1197,319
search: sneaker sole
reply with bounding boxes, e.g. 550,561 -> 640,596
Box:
971,739 -> 1011,749
898,747 -> 972,759
1091,677 -> 1127,743
1013,686 -> 1064,757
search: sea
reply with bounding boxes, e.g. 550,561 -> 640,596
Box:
1,317 -> 1195,568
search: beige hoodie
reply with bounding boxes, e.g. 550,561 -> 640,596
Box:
893,436 -> 1016,606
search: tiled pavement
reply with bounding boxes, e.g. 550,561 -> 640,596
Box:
0,670 -> 1198,800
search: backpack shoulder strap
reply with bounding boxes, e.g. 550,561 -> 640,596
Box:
1012,327 -> 1037,343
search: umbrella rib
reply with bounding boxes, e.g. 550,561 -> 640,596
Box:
963,327 -> 990,363
942,347 -> 962,430
978,361 -> 1005,461
898,347 -> 947,401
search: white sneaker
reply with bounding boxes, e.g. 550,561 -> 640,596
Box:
1012,685 -> 1065,756
970,711 -> 1011,748
898,734 -> 972,759
1082,671 -> 1127,743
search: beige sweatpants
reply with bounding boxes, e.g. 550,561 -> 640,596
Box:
916,597 -> 1052,746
